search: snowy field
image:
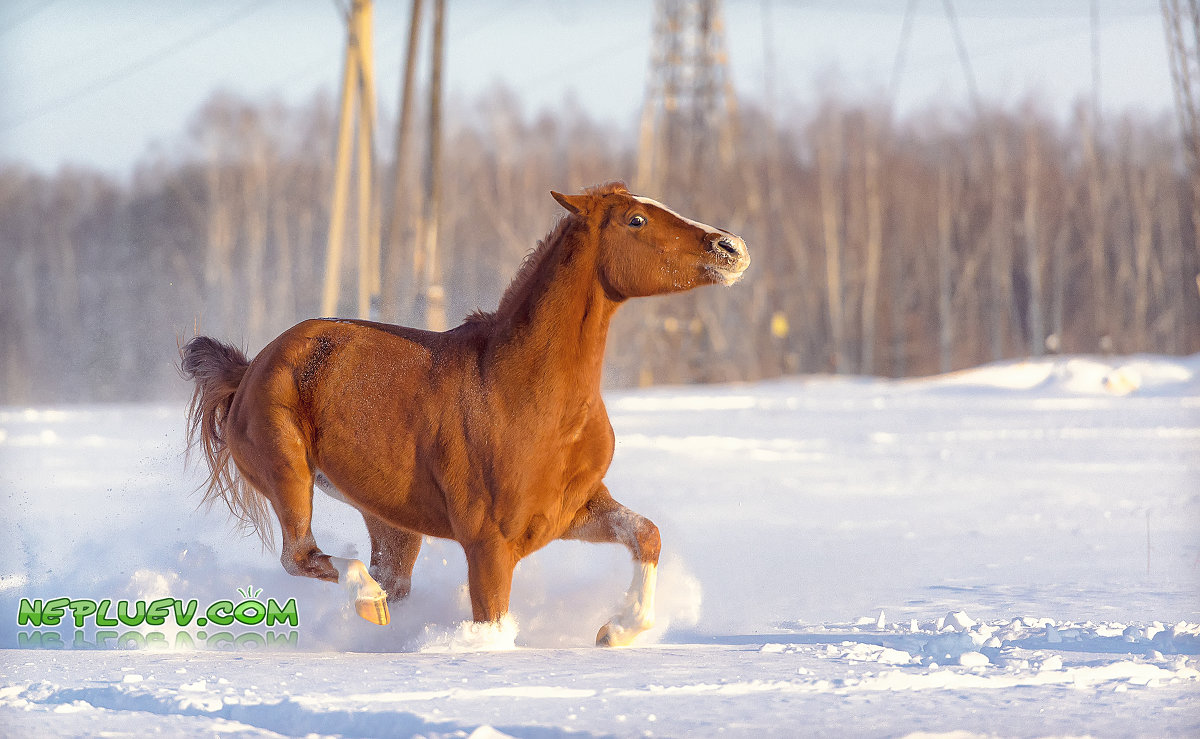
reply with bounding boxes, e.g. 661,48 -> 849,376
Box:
1,354 -> 1198,737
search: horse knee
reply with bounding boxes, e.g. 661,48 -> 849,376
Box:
634,519 -> 661,564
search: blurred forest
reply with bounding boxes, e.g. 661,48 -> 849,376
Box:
1,87 -> 1198,403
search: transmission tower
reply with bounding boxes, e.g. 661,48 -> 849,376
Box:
636,0 -> 738,198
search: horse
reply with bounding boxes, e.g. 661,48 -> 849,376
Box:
180,181 -> 750,646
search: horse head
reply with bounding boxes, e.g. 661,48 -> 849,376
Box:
551,183 -> 750,300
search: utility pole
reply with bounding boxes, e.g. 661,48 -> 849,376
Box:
636,0 -> 737,199
380,0 -> 424,324
414,0 -> 447,331
1086,0 -> 1109,346
321,0 -> 380,319
380,0 -> 447,331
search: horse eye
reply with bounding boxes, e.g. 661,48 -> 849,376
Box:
628,215 -> 646,228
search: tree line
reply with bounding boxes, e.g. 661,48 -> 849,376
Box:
1,88 -> 1197,404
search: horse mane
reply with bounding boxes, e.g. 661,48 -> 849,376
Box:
467,181 -> 629,325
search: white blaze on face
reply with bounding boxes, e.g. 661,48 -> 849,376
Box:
632,195 -> 725,237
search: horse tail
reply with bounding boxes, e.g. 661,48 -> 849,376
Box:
179,336 -> 274,549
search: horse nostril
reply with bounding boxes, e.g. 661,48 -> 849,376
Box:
716,237 -> 740,258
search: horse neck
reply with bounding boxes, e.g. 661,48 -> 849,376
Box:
489,222 -> 618,398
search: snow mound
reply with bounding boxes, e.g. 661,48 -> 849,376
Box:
3,358 -> 1199,735
780,611 -> 1200,669
921,354 -> 1199,396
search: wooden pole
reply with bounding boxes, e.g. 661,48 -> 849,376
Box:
937,160 -> 954,373
320,1 -> 362,317
354,0 -> 379,319
381,0 -> 425,324
1022,120 -> 1045,357
416,0 -> 447,331
861,119 -> 883,375
817,112 -> 847,374
321,0 -> 379,319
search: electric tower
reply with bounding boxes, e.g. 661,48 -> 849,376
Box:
636,0 -> 738,200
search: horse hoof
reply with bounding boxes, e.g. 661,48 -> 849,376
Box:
596,622 -> 640,647
355,594 -> 390,626
596,624 -> 613,647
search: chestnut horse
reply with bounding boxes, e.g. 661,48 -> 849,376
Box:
180,182 -> 749,646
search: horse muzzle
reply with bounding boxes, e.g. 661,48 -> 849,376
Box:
707,233 -> 750,285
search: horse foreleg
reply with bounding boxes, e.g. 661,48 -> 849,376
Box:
361,511 -> 422,601
464,537 -> 517,623
561,487 -> 660,647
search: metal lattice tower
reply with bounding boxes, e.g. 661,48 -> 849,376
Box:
636,0 -> 738,198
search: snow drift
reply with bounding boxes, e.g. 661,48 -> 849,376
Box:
1,354 -> 1198,736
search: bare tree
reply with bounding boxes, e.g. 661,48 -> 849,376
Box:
3,86 -> 1200,404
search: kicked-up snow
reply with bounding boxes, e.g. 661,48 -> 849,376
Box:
1,354 -> 1198,737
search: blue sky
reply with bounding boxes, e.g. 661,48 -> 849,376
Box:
0,0 -> 1176,175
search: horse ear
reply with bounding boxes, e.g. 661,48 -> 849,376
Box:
551,191 -> 590,216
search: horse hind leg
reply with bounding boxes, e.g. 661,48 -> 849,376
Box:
278,527 -> 389,626
304,472 -> 391,625
360,511 -> 423,601
326,555 -> 390,625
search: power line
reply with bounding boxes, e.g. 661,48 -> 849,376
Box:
40,3 -> 213,85
942,0 -> 983,115
900,18 -> 1094,76
889,0 -> 919,103
260,0 -> 517,112
522,36 -> 644,96
456,0 -> 522,44
0,0 -> 66,38
0,0 -> 275,131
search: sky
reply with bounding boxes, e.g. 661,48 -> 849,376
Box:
0,0 -> 1179,176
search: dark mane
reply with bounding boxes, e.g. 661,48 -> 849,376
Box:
581,181 -> 630,197
467,181 -> 630,325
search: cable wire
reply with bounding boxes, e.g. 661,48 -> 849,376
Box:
1,0 -> 276,131
0,0 -> 66,38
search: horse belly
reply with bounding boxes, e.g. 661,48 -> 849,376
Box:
312,421 -> 454,539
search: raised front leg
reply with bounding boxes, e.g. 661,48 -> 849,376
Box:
561,485 -> 661,647
361,511 -> 423,601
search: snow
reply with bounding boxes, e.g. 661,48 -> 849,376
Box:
1,354 -> 1198,737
